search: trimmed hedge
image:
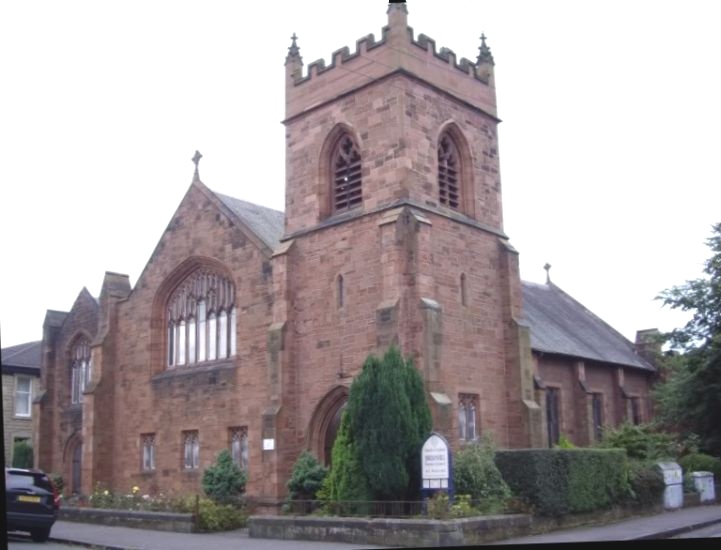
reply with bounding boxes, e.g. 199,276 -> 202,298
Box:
495,448 -> 629,516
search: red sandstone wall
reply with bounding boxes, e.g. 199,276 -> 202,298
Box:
108,184 -> 273,496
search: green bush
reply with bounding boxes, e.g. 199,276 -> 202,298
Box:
678,453 -> 721,478
174,496 -> 247,532
453,436 -> 511,513
347,346 -> 432,501
320,411 -> 371,506
598,423 -> 676,461
495,448 -> 629,516
626,460 -> 665,507
202,449 -> 247,504
287,451 -> 328,501
12,440 -> 33,469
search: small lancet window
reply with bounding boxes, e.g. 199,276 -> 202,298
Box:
167,270 -> 236,368
460,273 -> 467,307
332,135 -> 362,212
337,274 -> 344,308
458,394 -> 478,441
438,133 -> 461,209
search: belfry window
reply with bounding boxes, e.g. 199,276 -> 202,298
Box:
332,135 -> 362,212
167,270 -> 236,367
71,338 -> 92,404
438,133 -> 460,209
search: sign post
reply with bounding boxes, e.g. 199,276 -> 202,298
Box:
420,432 -> 453,504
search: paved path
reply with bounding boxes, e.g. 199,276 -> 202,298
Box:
50,521 -> 389,550
493,503 -> 721,544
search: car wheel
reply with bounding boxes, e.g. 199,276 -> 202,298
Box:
31,527 -> 51,542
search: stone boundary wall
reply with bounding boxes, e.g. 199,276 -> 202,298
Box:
59,507 -> 195,533
248,514 -> 532,546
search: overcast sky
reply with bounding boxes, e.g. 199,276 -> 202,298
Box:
1,0 -> 719,349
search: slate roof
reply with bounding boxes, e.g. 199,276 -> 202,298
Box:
521,281 -> 654,372
212,191 -> 285,250
1,340 -> 42,373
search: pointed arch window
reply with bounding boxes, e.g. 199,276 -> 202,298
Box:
230,427 -> 249,471
167,270 -> 237,367
438,133 -> 461,209
71,338 -> 92,404
332,135 -> 363,212
458,394 -> 478,441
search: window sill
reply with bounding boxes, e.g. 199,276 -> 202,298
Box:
153,360 -> 236,382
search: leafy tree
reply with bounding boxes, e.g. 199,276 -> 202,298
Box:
202,449 -> 247,504
287,451 -> 328,501
346,346 -> 432,500
655,223 -> 721,455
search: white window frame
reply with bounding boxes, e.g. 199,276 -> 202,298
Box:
14,375 -> 32,417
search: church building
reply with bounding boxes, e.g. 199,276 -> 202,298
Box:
33,4 -> 657,504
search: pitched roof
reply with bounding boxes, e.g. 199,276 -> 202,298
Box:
1,340 -> 42,373
521,281 -> 654,372
212,191 -> 285,250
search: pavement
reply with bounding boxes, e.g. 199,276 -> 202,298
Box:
43,504 -> 721,549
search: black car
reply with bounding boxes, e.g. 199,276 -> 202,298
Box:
5,467 -> 60,542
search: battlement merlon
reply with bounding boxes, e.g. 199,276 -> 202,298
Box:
284,4 -> 497,121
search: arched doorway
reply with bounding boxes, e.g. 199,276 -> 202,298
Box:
323,402 -> 346,466
307,386 -> 349,465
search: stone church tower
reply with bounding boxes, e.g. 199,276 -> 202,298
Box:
263,2 -> 542,499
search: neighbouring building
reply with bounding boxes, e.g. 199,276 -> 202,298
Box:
34,4 -> 657,503
2,340 -> 41,467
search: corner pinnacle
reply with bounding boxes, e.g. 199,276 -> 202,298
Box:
477,33 -> 495,65
286,33 -> 301,63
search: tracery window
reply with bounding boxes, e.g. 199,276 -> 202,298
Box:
183,431 -> 200,470
71,338 -> 92,404
458,394 -> 478,441
229,427 -> 249,471
167,270 -> 236,367
438,133 -> 460,209
141,433 -> 156,472
332,135 -> 362,212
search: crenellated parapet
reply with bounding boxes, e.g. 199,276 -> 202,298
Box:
285,3 -> 497,120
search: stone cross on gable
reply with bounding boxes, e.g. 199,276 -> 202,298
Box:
192,150 -> 202,182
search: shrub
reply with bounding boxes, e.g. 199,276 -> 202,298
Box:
626,460 -> 665,507
495,448 -> 629,516
202,449 -> 247,504
598,423 -> 676,461
678,453 -> 721,478
287,451 -> 328,501
321,411 -> 371,505
12,440 -> 33,469
347,346 -> 432,501
174,496 -> 247,532
449,494 -> 477,518
453,435 -> 511,513
426,491 -> 449,520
